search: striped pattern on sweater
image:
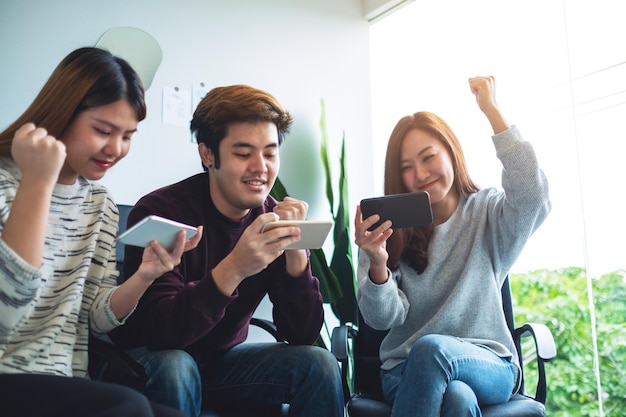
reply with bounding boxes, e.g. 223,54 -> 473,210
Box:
0,157 -> 121,377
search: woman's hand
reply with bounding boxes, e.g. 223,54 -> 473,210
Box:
1,124 -> 66,266
110,227 -> 203,320
136,226 -> 203,283
11,123 -> 66,185
354,205 -> 392,284
469,76 -> 509,134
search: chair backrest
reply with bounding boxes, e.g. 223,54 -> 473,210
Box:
353,276 -> 516,400
116,204 -> 133,283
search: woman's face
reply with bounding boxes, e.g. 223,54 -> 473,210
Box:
400,129 -> 459,221
57,99 -> 138,184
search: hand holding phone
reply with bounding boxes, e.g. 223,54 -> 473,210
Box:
261,220 -> 332,250
117,215 -> 198,250
360,191 -> 433,231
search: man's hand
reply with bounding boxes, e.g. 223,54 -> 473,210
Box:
272,196 -> 309,276
213,212 -> 307,295
272,196 -> 308,221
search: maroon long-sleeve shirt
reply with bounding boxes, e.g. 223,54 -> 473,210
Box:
109,173 -> 324,360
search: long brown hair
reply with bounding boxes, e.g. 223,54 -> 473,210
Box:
384,111 -> 479,273
0,47 -> 146,156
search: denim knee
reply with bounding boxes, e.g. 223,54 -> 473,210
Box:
406,334 -> 451,365
141,349 -> 199,381
131,349 -> 202,417
298,346 -> 341,379
441,380 -> 480,417
411,334 -> 449,353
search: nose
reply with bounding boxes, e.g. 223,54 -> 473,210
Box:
104,135 -> 124,158
249,152 -> 268,173
414,163 -> 430,183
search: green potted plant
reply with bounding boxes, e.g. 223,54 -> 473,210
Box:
271,99 -> 358,328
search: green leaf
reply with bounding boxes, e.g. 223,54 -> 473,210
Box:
310,248 -> 342,304
269,176 -> 289,201
329,134 -> 357,324
319,99 -> 334,217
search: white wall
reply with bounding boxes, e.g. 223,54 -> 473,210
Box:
0,0 -> 375,225
0,0 -> 375,331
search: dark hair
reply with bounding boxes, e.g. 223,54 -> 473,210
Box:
384,111 -> 479,273
0,47 -> 146,156
190,84 -> 293,169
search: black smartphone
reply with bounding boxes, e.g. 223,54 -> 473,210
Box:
360,191 -> 433,231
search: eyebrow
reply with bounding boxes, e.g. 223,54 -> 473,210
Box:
231,142 -> 279,151
93,118 -> 138,134
401,145 -> 435,163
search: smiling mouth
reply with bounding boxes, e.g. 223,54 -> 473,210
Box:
94,159 -> 115,169
419,180 -> 437,190
244,178 -> 267,186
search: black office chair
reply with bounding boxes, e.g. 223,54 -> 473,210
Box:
331,277 -> 557,417
89,204 -> 288,417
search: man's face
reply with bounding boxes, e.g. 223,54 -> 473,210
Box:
202,121 -> 280,219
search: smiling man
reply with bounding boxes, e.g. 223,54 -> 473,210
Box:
109,85 -> 344,417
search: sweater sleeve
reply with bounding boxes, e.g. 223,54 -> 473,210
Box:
488,125 -> 551,274
0,164 -> 43,338
0,240 -> 42,338
88,197 -> 125,335
356,250 -> 410,331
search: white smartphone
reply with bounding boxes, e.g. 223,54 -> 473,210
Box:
117,215 -> 198,250
261,220 -> 333,250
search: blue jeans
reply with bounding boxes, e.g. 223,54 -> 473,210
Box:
380,334 -> 517,417
128,343 -> 344,417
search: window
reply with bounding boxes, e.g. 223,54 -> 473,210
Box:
370,1 -> 626,415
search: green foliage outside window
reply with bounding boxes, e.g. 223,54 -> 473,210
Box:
511,267 -> 626,416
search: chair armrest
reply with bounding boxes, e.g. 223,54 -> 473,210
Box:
515,322 -> 557,361
331,324 -> 356,403
513,322 -> 557,404
331,324 -> 358,362
250,317 -> 284,342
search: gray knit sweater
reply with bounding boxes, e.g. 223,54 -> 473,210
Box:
357,125 -> 550,373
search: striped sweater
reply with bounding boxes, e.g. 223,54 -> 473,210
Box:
0,156 -> 122,378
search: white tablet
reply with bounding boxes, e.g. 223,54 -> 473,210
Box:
261,220 -> 333,250
117,215 -> 198,250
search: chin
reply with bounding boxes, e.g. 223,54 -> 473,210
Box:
238,195 -> 266,210
84,172 -> 107,181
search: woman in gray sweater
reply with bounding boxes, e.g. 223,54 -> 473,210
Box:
354,76 -> 551,417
